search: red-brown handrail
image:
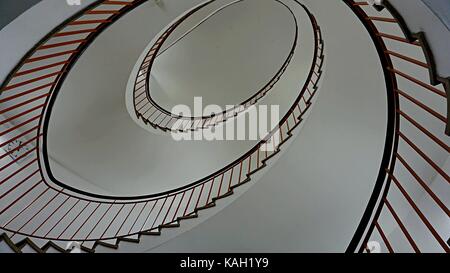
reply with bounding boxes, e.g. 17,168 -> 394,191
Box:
0,0 -> 323,252
1,0 -> 446,255
133,0 -> 299,132
346,0 -> 449,253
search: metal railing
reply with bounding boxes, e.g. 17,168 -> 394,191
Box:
346,0 -> 449,253
0,0 -> 323,252
132,0 -> 299,132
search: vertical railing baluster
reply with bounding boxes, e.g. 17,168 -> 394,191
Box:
115,203 -> 136,237
71,203 -> 101,241
171,192 -> 185,222
128,202 -> 147,235
140,200 -> 158,232
194,184 -> 205,210
216,173 -> 225,199
227,168 -> 234,190
150,196 -> 168,229
161,195 -> 176,225
100,204 -> 125,240
203,180 -> 213,207
58,201 -> 90,240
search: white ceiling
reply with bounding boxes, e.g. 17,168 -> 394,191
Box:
150,0 -> 297,110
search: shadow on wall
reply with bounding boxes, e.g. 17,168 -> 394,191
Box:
421,0 -> 450,30
0,0 -> 42,30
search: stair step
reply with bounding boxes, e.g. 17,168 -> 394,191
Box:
0,234 -> 20,253
196,203 -> 216,211
42,241 -> 66,253
16,238 -> 43,253
9,234 -> 26,245
230,179 -> 251,190
178,213 -> 198,220
20,243 -> 41,253
248,165 -> 267,176
80,241 -> 96,252
213,191 -> 233,201
28,237 -> 49,249
96,239 -> 118,249
47,241 -> 69,253
265,150 -> 280,161
119,234 -> 140,243
141,230 -> 161,236
160,223 -> 180,229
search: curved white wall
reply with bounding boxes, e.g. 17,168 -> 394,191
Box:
150,0 -> 297,110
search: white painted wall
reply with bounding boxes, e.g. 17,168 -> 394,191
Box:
150,0 -> 297,110
420,0 -> 450,30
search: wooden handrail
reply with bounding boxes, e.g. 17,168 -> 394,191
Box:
346,0 -> 449,254
0,0 -> 324,252
132,0 -> 300,132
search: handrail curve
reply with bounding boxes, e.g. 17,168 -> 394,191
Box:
0,0 -> 323,252
132,0 -> 299,132
345,0 -> 449,253
1,0 -> 447,254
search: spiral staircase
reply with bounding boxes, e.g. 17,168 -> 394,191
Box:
0,0 -> 448,253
